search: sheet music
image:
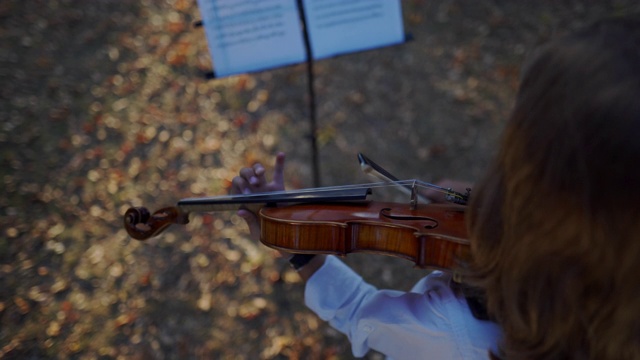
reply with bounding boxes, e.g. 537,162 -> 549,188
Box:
302,0 -> 404,59
197,0 -> 404,77
196,0 -> 306,77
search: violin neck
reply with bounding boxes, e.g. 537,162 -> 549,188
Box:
177,187 -> 372,213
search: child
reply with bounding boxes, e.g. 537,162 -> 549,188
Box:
231,16 -> 640,359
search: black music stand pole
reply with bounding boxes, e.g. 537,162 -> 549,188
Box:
296,0 -> 320,187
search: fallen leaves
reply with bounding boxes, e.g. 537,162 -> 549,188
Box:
13,297 -> 30,315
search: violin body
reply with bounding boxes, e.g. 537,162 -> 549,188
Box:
259,202 -> 468,270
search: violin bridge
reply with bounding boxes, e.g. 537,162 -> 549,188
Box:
410,180 -> 418,210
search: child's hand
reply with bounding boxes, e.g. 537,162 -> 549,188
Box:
230,152 -> 286,239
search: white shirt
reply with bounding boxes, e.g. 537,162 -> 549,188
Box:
305,255 -> 501,359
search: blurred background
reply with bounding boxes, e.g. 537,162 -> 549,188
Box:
1,0 -> 637,358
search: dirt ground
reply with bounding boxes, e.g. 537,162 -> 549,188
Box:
1,0 -> 638,359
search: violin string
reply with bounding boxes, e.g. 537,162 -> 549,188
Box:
180,180 -> 467,208
297,180 -> 464,198
220,180 -> 465,200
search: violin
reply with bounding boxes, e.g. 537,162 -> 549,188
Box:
123,179 -> 471,271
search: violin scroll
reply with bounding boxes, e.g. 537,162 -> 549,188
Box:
124,206 -> 189,241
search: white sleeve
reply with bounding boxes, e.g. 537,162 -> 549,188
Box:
304,256 -> 501,359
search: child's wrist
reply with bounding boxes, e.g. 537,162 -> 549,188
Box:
288,254 -> 316,271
